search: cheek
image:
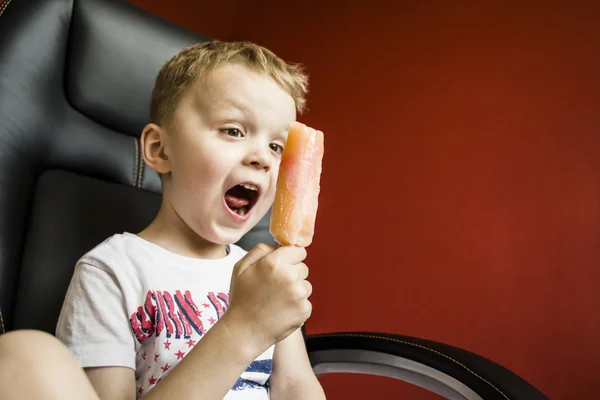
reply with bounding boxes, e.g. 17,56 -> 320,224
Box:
173,139 -> 227,182
266,166 -> 280,199
262,178 -> 279,205
263,189 -> 276,206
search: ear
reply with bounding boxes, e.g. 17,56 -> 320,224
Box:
140,123 -> 171,174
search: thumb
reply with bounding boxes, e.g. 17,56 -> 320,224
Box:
233,243 -> 276,275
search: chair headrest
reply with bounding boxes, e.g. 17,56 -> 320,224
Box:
66,0 -> 210,136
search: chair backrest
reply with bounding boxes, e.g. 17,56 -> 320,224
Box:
0,0 -> 276,334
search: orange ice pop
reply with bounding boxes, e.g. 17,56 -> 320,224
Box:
270,122 -> 324,247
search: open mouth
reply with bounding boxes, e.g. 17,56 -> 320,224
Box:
224,183 -> 260,217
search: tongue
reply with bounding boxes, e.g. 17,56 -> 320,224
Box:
225,194 -> 250,209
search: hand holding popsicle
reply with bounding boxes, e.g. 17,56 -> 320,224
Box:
227,243 -> 312,354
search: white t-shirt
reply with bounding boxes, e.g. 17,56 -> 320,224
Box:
56,232 -> 274,399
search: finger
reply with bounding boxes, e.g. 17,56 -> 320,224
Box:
270,245 -> 307,265
303,280 -> 313,298
234,243 -> 276,274
303,300 -> 313,320
293,263 -> 309,281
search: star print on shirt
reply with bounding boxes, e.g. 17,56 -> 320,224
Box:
131,290 -> 254,397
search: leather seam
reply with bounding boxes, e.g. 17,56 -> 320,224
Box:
137,146 -> 145,188
0,306 -> 5,334
0,0 -> 12,18
311,333 -> 510,400
133,138 -> 140,188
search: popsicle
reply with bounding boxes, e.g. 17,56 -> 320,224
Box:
270,122 -> 324,247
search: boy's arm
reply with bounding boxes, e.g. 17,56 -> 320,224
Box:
270,328 -> 326,400
83,314 -> 261,400
142,313 -> 261,399
85,367 -> 135,400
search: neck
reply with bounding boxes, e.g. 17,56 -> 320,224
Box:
137,198 -> 228,259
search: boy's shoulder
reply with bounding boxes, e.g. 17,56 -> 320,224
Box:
77,232 -> 146,272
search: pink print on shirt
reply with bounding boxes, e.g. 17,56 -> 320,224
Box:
129,290 -> 271,398
129,290 -> 228,343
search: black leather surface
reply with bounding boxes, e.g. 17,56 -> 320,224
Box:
307,332 -> 549,400
13,170 -> 161,332
67,0 -> 208,137
0,0 -> 275,331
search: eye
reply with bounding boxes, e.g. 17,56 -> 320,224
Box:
269,143 -> 284,154
223,128 -> 243,138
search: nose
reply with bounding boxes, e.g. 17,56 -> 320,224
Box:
243,140 -> 271,172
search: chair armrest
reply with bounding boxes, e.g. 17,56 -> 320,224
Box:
306,332 -> 548,400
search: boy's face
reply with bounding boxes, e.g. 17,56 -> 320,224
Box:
161,64 -> 296,245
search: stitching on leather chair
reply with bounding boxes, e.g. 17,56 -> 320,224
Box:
0,0 -> 12,18
312,332 -> 510,400
134,138 -> 140,187
137,156 -> 145,188
0,306 -> 5,334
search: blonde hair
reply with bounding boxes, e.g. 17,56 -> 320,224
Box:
150,41 -> 309,125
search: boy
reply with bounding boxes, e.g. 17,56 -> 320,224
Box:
0,41 -> 325,400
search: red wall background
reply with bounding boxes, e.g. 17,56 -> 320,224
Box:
129,1 -> 600,399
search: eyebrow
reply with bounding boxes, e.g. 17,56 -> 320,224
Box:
224,102 -> 257,124
276,127 -> 289,142
224,100 -> 251,115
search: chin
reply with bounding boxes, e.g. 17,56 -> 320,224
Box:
196,224 -> 253,246
186,205 -> 270,246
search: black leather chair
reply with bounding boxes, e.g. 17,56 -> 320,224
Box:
0,1 -> 548,399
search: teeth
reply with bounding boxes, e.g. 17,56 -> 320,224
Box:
238,206 -> 247,216
240,183 -> 258,192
